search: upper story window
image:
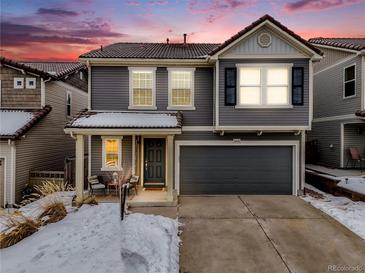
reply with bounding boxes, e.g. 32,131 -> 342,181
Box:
128,67 -> 156,110
26,78 -> 36,89
14,78 -> 24,89
66,91 -> 72,117
102,137 -> 122,171
344,64 -> 356,98
237,64 -> 292,108
168,68 -> 195,110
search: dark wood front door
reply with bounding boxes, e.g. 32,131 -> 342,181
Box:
144,138 -> 165,187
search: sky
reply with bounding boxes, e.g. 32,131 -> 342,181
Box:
1,0 -> 365,61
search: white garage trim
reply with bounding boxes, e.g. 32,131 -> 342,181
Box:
1,157 -> 7,208
174,140 -> 300,196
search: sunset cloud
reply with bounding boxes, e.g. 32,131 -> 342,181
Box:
37,8 -> 79,16
284,0 -> 360,12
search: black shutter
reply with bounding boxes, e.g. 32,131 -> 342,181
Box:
225,68 -> 236,106
292,67 -> 304,105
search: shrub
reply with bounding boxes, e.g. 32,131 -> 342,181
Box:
0,213 -> 40,249
73,195 -> 98,208
39,201 -> 67,225
34,180 -> 74,197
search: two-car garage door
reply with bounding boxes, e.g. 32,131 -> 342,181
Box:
179,145 -> 294,195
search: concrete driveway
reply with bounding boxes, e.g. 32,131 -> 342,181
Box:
179,196 -> 365,273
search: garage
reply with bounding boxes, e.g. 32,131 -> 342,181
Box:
178,144 -> 296,195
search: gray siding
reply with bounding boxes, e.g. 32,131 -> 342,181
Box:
91,66 -> 213,126
344,123 -> 365,167
14,82 -> 87,202
90,135 -> 132,180
64,70 -> 88,92
313,56 -> 362,118
313,47 -> 355,72
218,59 -> 310,126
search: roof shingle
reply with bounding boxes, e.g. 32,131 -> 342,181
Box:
309,38 -> 365,51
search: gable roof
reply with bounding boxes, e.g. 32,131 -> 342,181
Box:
79,14 -> 321,60
308,38 -> 365,51
79,43 -> 220,59
209,14 -> 322,57
0,57 -> 86,79
0,106 -> 52,139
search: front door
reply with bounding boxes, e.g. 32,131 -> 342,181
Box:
144,138 -> 165,187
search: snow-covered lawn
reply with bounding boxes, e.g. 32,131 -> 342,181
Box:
302,184 -> 365,240
337,176 -> 365,195
1,203 -> 180,272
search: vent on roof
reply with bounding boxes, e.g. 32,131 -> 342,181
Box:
258,32 -> 272,48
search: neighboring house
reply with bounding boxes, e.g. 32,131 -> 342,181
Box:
64,15 -> 322,205
0,57 -> 88,207
306,38 -> 365,168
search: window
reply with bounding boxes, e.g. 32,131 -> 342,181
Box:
79,71 -> 83,80
14,78 -> 24,89
168,68 -> 195,109
237,64 -> 291,107
26,78 -> 36,89
66,91 -> 72,117
344,65 -> 356,98
102,138 -> 122,170
225,68 -> 236,106
129,67 -> 156,109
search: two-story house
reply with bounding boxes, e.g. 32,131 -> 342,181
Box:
0,57 -> 88,207
307,38 -> 365,169
65,15 -> 322,205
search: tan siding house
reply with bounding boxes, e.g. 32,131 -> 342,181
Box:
0,57 -> 88,206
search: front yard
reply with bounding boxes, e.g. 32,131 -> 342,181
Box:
1,201 -> 179,272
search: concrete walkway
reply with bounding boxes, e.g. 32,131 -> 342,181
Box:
179,196 -> 365,273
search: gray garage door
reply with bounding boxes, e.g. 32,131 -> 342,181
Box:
180,146 -> 293,195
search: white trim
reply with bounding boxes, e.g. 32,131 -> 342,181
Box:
215,125 -> 309,131
0,157 -> 7,207
301,131 -> 305,190
343,63 -> 356,99
361,56 -> 365,110
236,63 -> 293,108
310,43 -> 360,54
340,123 -> 344,168
312,114 -> 358,122
10,142 -> 16,205
65,128 -> 182,135
101,137 -> 123,171
309,59 -> 313,129
79,71 -> 83,80
182,126 -> 214,131
128,67 -> 157,110
174,140 -> 300,195
215,60 -> 219,127
210,20 -> 321,59
167,67 -> 195,110
132,135 -> 136,174
66,90 -> 72,117
14,78 -> 24,89
88,135 -> 91,178
54,81 -> 87,96
25,78 -> 36,89
88,64 -> 91,110
40,78 -> 46,107
313,54 -> 357,76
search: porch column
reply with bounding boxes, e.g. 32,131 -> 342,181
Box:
166,135 -> 174,201
75,134 -> 84,202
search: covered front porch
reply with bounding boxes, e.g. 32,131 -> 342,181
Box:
64,111 -> 182,206
342,122 -> 365,170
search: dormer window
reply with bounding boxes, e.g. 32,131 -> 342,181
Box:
26,78 -> 36,89
14,78 -> 24,89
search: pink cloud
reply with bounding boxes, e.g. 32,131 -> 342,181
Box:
284,0 -> 361,12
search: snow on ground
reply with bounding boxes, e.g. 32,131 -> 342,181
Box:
1,203 -> 179,273
0,192 -> 75,233
302,184 -> 365,240
337,176 -> 365,195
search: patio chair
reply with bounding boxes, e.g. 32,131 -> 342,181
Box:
88,175 -> 106,195
128,175 -> 140,196
346,148 -> 365,172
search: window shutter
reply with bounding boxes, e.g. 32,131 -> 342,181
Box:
292,67 -> 304,105
225,68 -> 236,106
